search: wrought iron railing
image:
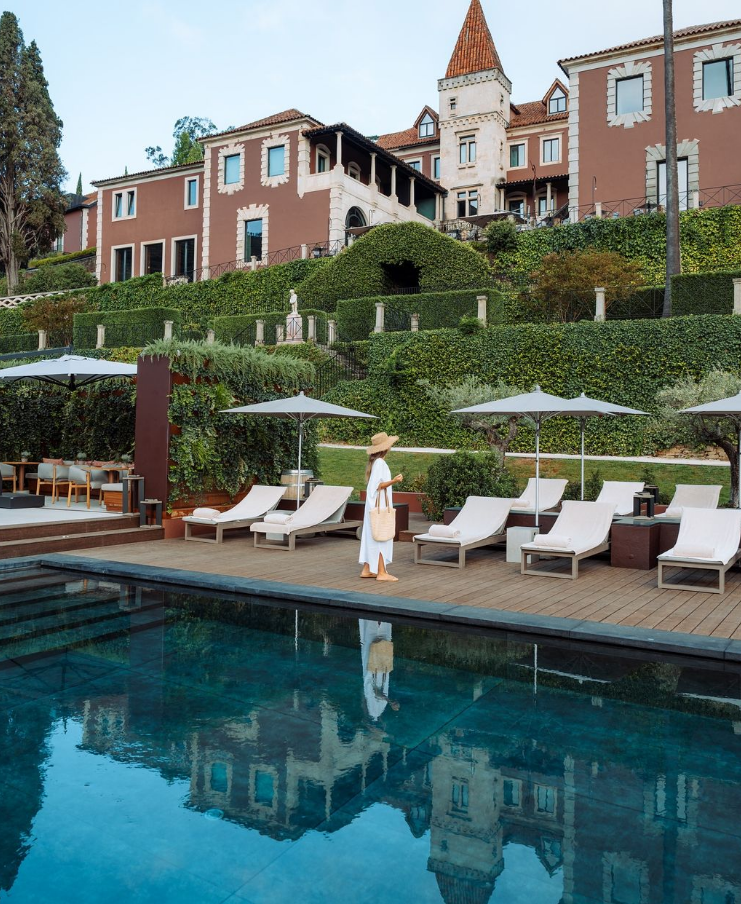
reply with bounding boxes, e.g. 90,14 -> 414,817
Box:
197,239 -> 346,282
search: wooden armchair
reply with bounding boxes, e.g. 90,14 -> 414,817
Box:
67,465 -> 107,509
32,462 -> 70,503
0,463 -> 17,493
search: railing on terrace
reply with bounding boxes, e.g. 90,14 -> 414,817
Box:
0,288 -> 93,310
198,239 -> 346,282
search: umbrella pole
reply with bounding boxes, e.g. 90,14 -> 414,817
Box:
296,417 -> 303,510
580,417 -> 586,501
535,418 -> 540,529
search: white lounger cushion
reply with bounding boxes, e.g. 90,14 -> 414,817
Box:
510,478 -> 568,512
596,481 -> 645,516
523,501 -> 616,555
660,508 -> 741,565
251,485 -> 353,536
184,485 -> 287,525
414,496 -> 512,546
428,524 -> 461,539
659,484 -> 722,519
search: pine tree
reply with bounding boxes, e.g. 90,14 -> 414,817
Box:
75,172 -> 82,196
0,14 -> 66,294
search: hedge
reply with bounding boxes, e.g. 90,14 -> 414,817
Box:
0,333 -> 38,354
324,315 -> 741,454
495,205 -> 741,285
212,308 -> 329,346
297,222 -> 494,311
73,307 -> 183,348
28,247 -> 96,268
334,288 -> 504,340
672,269 -> 741,316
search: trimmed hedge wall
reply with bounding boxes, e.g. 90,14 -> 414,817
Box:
335,289 -> 504,340
325,315 -> 741,454
212,309 -> 329,346
0,333 -> 38,354
672,269 -> 741,316
495,205 -> 741,285
73,307 -> 183,348
297,222 -> 494,311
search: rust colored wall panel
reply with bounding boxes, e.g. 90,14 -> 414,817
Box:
62,209 -> 84,254
134,355 -> 172,505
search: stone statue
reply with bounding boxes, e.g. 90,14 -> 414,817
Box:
285,289 -> 302,343
289,289 -> 299,316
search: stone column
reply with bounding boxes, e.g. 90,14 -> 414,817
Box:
37,329 -> 47,351
594,287 -> 606,322
409,176 -> 416,209
301,243 -> 308,260
328,319 -> 337,344
250,255 -> 258,272
733,278 -> 741,315
546,181 -> 552,213
370,152 -> 377,188
96,324 -> 106,349
307,315 -> 316,341
276,324 -> 285,344
390,165 -> 397,198
477,294 -> 488,326
374,302 -> 385,334
163,320 -> 174,340
692,189 -> 700,209
206,329 -> 215,344
336,130 -> 343,168
410,313 -> 419,332
595,201 -> 603,218
255,319 -> 265,345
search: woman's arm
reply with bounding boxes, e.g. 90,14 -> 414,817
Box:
377,473 -> 403,491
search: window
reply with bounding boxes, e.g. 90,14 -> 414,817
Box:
224,154 -> 240,185
503,779 -> 521,807
113,189 -> 135,219
542,137 -> 560,164
508,198 -> 525,216
450,780 -> 470,814
657,157 -> 689,210
126,190 -> 135,216
244,219 -> 263,261
143,242 -> 163,275
408,160 -> 421,172
536,785 -> 556,814
114,246 -> 133,282
509,143 -> 525,168
549,87 -> 567,114
456,190 -> 478,218
210,763 -> 228,794
254,771 -> 274,806
316,145 -> 330,173
616,76 -> 644,115
419,112 -> 435,138
268,145 -> 285,177
185,177 -> 198,209
459,135 -> 476,165
347,162 -> 361,181
113,193 -> 123,218
449,97 -> 457,112
538,196 -> 554,217
433,157 -> 441,180
703,58 -> 733,100
174,238 -> 195,281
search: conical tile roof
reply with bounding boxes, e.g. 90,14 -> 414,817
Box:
445,0 -> 504,78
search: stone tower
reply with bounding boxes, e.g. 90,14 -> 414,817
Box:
438,0 -> 511,219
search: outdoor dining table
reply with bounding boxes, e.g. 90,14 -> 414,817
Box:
2,461 -> 39,493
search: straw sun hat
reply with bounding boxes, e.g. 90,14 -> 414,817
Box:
367,432 -> 399,455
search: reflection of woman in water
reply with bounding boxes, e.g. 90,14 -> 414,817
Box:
359,619 -> 400,721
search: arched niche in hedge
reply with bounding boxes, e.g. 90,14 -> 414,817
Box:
296,222 -> 493,311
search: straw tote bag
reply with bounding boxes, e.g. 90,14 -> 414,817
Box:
370,488 -> 396,542
368,639 -> 394,674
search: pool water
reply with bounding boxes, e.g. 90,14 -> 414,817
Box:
1,567 -> 741,903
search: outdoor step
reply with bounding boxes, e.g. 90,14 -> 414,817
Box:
0,585 -> 123,625
0,571 -> 74,601
0,605 -> 166,662
0,526 -> 164,560
0,513 -> 140,542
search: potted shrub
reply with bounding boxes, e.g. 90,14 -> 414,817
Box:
421,451 -> 520,521
76,451 -> 87,462
20,450 -> 30,463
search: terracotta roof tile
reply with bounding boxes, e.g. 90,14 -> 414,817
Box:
559,19 -> 741,68
508,100 -> 568,129
92,160 -> 204,186
446,0 -> 504,79
376,107 -> 439,150
206,109 -> 322,141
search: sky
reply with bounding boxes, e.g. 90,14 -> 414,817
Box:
10,0 -> 741,194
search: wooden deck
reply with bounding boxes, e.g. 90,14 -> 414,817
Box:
71,529 -> 741,642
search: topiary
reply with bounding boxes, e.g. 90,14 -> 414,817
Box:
421,451 -> 520,521
458,314 -> 483,334
484,219 -> 518,256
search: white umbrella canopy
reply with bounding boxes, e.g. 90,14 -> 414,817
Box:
680,391 -> 741,509
223,391 -> 377,508
0,354 -> 137,389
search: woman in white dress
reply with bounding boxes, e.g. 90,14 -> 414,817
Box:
359,432 -> 403,582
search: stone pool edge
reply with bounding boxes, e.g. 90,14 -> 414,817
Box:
3,552 -> 741,664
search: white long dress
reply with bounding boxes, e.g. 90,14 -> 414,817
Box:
359,619 -> 393,721
359,458 -> 393,568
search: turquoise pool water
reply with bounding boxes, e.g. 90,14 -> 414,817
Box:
1,567 -> 741,903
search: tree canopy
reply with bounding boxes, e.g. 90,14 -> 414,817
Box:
145,116 -> 218,168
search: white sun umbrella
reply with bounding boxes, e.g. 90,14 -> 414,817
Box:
567,393 -> 649,500
0,354 -> 137,389
453,386 -> 593,526
223,391 -> 377,508
679,391 -> 741,509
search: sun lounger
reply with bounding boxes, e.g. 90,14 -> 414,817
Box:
655,484 -> 722,519
182,485 -> 287,543
510,478 -> 568,513
251,485 -> 359,550
658,508 -> 741,594
413,496 -> 512,568
520,500 -> 616,579
596,480 -> 645,517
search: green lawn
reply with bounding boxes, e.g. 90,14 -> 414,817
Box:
317,446 -> 731,504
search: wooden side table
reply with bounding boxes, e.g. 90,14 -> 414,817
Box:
611,518 -> 671,570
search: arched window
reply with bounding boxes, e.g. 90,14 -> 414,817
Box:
548,87 -> 567,114
419,112 -> 435,138
345,207 -> 367,229
347,162 -> 362,181
316,144 -> 330,173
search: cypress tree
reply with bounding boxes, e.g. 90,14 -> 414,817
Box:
0,14 -> 66,294
76,172 -> 82,196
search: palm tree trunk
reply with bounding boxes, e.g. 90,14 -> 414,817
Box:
662,0 -> 681,317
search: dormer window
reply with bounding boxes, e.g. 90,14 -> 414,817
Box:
449,97 -> 457,113
419,113 -> 435,138
549,87 -> 567,114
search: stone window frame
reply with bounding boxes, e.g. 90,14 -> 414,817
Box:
607,60 -> 652,129
508,140 -> 527,170
217,143 -> 245,195
645,139 -> 699,208
261,133 -> 291,188
236,203 -> 268,266
183,174 -> 200,210
347,161 -> 362,181
315,144 -> 331,173
693,42 -> 741,114
112,187 -> 137,221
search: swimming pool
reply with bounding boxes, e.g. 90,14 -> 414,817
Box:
1,566 -> 740,903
